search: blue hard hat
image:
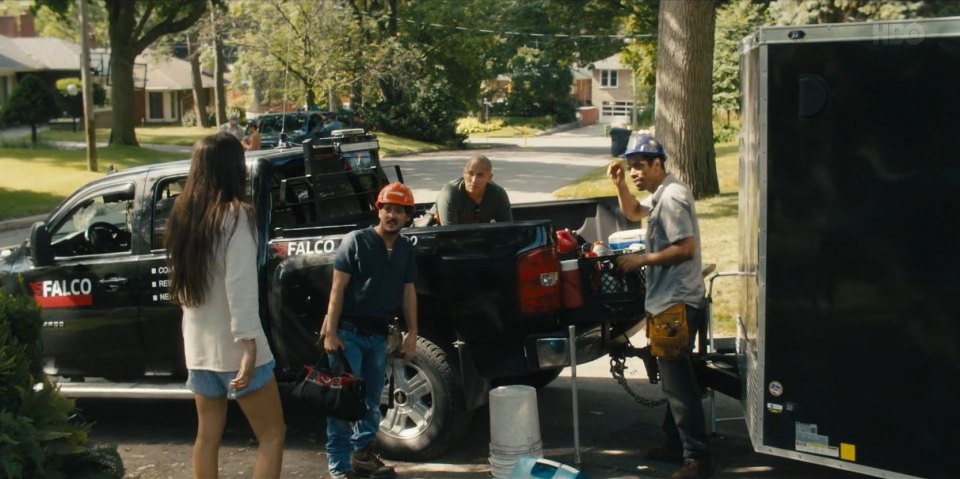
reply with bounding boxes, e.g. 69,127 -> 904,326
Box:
621,134 -> 666,160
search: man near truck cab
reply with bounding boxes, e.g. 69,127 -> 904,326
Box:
607,134 -> 712,479
321,182 -> 419,479
434,154 -> 513,225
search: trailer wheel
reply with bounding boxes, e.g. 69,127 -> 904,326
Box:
377,336 -> 473,461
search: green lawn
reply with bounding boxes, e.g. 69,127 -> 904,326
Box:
0,146 -> 183,221
377,133 -> 445,156
36,126 -> 219,146
464,116 -> 555,138
554,142 -> 740,335
27,126 -> 442,156
0,126 -> 444,221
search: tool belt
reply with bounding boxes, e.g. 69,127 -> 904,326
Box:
645,303 -> 689,360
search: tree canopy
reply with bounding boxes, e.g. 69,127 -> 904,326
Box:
34,0 -> 214,146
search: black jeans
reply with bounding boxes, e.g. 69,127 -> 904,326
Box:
658,305 -> 710,460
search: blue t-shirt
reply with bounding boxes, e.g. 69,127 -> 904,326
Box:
334,227 -> 417,328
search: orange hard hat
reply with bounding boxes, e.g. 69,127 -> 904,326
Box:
376,182 -> 415,209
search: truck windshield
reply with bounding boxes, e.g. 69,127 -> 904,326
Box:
258,115 -> 305,136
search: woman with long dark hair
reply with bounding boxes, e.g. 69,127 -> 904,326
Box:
165,132 -> 284,478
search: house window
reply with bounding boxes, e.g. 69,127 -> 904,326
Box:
601,70 -> 619,88
148,92 -> 164,120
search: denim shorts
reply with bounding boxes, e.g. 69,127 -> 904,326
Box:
186,359 -> 276,400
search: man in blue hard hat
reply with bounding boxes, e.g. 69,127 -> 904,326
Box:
607,133 -> 712,479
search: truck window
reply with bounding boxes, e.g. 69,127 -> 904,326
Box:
258,115 -> 306,136
152,177 -> 187,250
50,185 -> 135,257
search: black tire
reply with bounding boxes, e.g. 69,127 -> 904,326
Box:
377,336 -> 473,461
493,367 -> 564,390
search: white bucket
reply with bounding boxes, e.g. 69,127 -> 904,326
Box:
488,385 -> 543,478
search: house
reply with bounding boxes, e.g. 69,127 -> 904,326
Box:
587,53 -> 637,124
0,31 -> 214,126
571,67 -> 592,106
91,48 -> 215,125
477,53 -> 637,125
0,35 -> 81,105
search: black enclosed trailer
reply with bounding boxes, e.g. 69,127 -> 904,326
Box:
736,18 -> 960,479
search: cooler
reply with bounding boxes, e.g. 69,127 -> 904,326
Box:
608,229 -> 645,251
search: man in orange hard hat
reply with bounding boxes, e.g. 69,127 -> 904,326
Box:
320,182 -> 419,479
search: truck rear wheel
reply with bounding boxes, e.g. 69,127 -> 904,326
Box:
377,336 -> 473,461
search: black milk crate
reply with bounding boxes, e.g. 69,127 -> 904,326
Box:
578,254 -> 646,316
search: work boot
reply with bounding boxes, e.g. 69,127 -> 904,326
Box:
671,458 -> 715,479
330,471 -> 361,479
646,444 -> 684,464
351,444 -> 396,478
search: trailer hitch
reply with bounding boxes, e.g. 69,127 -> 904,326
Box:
609,345 -> 667,408
613,344 -> 660,384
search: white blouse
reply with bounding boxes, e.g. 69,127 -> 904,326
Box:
181,208 -> 273,371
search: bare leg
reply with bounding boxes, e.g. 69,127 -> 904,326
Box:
236,377 -> 286,479
193,395 -> 228,479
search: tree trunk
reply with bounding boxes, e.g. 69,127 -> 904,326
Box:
251,79 -> 262,114
305,86 -> 316,110
211,2 -> 227,125
654,0 -> 719,199
109,41 -> 140,146
187,32 -> 210,127
375,0 -> 401,104
107,0 -> 139,147
30,123 -> 37,146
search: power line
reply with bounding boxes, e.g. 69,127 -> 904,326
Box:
401,18 -> 652,40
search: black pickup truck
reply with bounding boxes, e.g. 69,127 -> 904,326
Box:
0,129 -> 644,459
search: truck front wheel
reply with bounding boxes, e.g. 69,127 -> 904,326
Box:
377,336 -> 473,461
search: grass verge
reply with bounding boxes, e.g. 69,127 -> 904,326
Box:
36,126 -> 218,146
0,146 -> 183,221
0,129 -> 444,220
467,116 -> 555,138
554,142 -> 740,336
377,133 -> 446,156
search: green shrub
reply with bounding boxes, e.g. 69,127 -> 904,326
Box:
365,74 -> 466,146
0,289 -> 123,479
55,78 -> 107,107
455,117 -> 505,135
181,108 -> 216,128
713,122 -> 740,143
1,75 -> 62,146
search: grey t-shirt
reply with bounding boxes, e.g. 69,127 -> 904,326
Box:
435,177 -> 513,225
334,227 -> 417,328
640,174 -> 705,315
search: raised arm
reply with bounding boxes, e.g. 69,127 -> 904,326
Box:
608,161 -> 649,222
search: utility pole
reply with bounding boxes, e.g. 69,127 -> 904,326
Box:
78,0 -> 97,171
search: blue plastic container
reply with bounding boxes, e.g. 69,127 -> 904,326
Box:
509,457 -> 587,479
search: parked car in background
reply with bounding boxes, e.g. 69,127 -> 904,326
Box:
253,110 -> 356,149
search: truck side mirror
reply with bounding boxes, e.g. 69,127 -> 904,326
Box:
29,222 -> 54,267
